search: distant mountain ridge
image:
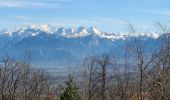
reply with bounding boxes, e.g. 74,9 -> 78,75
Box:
0,24 -> 162,72
1,24 -> 159,40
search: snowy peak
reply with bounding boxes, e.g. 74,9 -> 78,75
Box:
57,27 -> 66,35
124,32 -> 159,39
29,24 -> 56,33
55,26 -> 102,37
88,27 -> 102,35
1,24 -> 160,40
4,25 -> 103,37
5,24 -> 56,36
77,26 -> 88,35
56,27 -> 76,36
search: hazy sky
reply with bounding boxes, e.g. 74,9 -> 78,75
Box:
0,0 -> 170,32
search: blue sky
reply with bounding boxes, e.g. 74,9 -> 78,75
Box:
0,0 -> 170,32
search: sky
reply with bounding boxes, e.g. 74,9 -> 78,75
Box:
0,0 -> 170,32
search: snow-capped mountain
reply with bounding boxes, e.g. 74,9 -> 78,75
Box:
2,24 -> 160,40
4,24 -> 56,37
0,24 -> 162,71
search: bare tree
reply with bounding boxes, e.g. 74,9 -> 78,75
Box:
96,54 -> 111,100
0,55 -> 53,100
128,24 -> 161,100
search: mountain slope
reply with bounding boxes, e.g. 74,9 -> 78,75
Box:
0,24 -> 161,71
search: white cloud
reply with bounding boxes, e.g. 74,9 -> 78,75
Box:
14,16 -> 34,20
0,1 -> 61,8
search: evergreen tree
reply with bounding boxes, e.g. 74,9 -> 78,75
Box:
60,75 -> 78,100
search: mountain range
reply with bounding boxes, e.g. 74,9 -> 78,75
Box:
0,24 -> 161,73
